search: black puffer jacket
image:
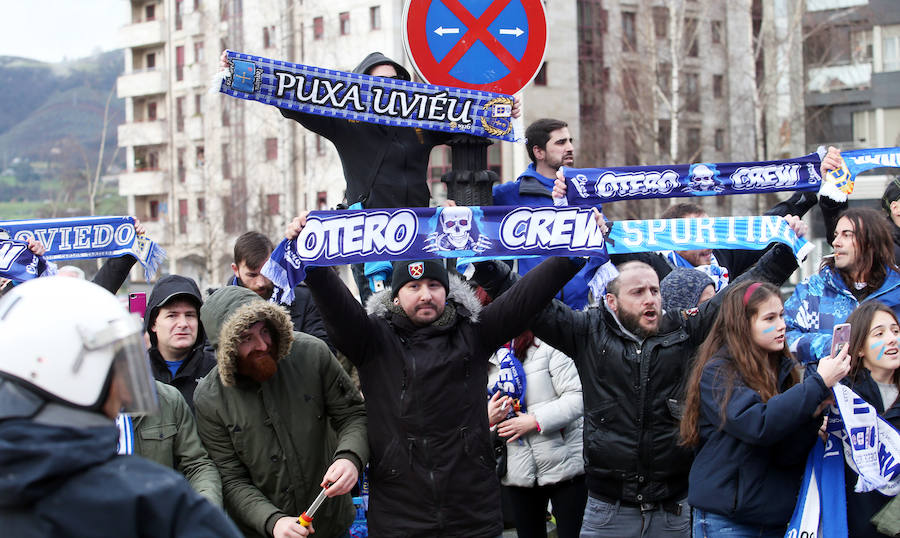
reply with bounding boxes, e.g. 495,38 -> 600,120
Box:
475,244 -> 801,504
280,52 -> 453,209
305,257 -> 582,537
144,275 -> 216,410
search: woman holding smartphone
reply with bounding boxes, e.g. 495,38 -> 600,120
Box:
680,280 -> 850,537
842,301 -> 900,537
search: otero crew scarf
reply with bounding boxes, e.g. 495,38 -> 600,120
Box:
217,50 -> 522,143
0,238 -> 56,282
261,206 -> 811,304
561,147 -> 900,207
0,216 -> 166,281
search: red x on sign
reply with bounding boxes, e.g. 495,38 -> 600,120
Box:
403,0 -> 548,95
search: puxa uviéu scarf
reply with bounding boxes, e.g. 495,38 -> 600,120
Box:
561,147 -> 900,207
0,216 -> 166,281
262,207 -> 811,304
217,50 -> 522,143
0,239 -> 55,282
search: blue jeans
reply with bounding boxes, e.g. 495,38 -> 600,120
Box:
692,509 -> 785,537
580,495 -> 690,537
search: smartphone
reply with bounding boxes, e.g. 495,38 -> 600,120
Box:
128,292 -> 147,319
831,323 -> 851,358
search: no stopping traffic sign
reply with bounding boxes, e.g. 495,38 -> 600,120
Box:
403,0 -> 548,95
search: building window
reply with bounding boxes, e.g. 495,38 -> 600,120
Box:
658,119 -> 671,157
622,11 -> 637,51
263,26 -> 275,48
196,146 -> 205,167
146,52 -> 156,70
657,63 -> 671,95
711,20 -> 722,44
686,127 -> 701,159
623,68 -> 639,110
176,45 -> 185,81
196,197 -> 206,218
149,200 -> 160,220
713,74 -> 723,98
313,16 -> 324,40
177,148 -> 186,183
885,35 -> 900,72
175,0 -> 184,30
340,12 -> 350,36
714,129 -> 725,151
176,96 -> 185,132
145,3 -> 156,21
267,194 -> 280,215
194,40 -> 204,63
625,129 -> 639,166
316,135 -> 325,156
684,18 -> 699,57
222,105 -> 230,127
653,7 -> 668,38
148,151 -> 159,170
684,72 -> 700,112
534,62 -> 547,86
317,191 -> 328,210
179,199 -> 188,234
222,144 -> 231,179
265,137 -> 278,160
370,6 -> 381,30
223,196 -> 237,233
147,101 -> 157,121
194,93 -> 203,116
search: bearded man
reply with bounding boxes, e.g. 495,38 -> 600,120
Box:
472,242 -> 805,537
193,286 -> 367,538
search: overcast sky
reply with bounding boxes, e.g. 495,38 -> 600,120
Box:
0,0 -> 130,63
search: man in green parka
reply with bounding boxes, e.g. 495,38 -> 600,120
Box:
194,286 -> 368,538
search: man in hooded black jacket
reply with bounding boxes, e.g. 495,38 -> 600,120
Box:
145,274 -> 216,410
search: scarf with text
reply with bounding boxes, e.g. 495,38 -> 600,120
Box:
785,426 -> 848,538
262,207 -> 810,304
218,50 -> 522,142
562,147 -> 900,207
0,216 -> 165,281
0,239 -> 56,282
489,343 -> 528,418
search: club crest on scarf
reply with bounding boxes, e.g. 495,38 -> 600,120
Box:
489,345 -> 528,419
229,60 -> 263,93
686,163 -> 723,195
408,262 -> 424,279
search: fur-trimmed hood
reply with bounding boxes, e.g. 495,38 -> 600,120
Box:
365,273 -> 482,325
200,286 -> 294,387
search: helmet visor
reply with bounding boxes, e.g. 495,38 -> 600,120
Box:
107,317 -> 159,416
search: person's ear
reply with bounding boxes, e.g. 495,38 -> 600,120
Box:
393,297 -> 400,305
605,293 -> 618,313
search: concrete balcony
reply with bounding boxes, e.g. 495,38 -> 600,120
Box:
119,170 -> 168,197
807,63 -> 871,93
118,18 -> 166,49
118,69 -> 168,98
118,120 -> 168,147
177,11 -> 203,36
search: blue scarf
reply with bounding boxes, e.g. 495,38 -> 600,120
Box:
218,50 -> 522,143
561,147 -> 900,207
0,216 -> 165,280
785,428 -> 847,537
115,414 -> 134,455
262,207 -> 810,304
489,344 -> 528,418
663,250 -> 729,291
228,274 -> 290,306
0,238 -> 55,282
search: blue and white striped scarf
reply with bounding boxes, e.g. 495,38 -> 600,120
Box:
0,238 -> 56,282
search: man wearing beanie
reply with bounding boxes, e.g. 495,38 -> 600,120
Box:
660,267 -> 715,313
287,213 -> 587,538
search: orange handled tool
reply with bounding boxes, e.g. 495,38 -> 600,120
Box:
298,487 -> 329,527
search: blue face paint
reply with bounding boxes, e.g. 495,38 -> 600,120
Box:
870,340 -> 887,361
763,326 -> 776,334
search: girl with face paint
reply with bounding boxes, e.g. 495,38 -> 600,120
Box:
842,301 -> 900,537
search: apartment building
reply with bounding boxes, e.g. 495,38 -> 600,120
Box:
117,0 -> 577,287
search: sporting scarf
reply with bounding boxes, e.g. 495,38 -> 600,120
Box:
785,422 -> 848,538
561,147 -> 900,207
217,50 -> 522,143
832,383 -> 900,495
262,207 -> 810,304
115,414 -> 134,455
0,216 -> 165,281
0,238 -> 56,282
488,343 -> 528,418
663,250 -> 730,291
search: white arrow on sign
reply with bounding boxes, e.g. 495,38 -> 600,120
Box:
499,27 -> 524,37
434,26 -> 460,36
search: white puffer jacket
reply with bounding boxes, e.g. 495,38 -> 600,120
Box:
487,338 -> 584,488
